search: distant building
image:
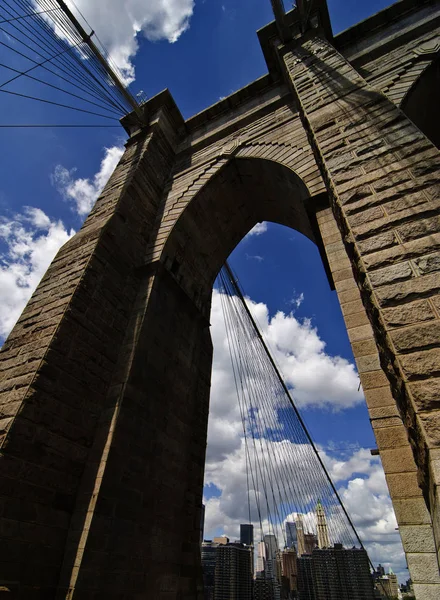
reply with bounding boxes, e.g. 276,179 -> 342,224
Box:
214,542 -> 252,600
202,541 -> 218,600
297,555 -> 316,600
257,540 -> 268,575
264,534 -> 279,581
281,548 -> 298,596
304,533 -> 318,555
286,521 -> 297,549
296,514 -> 306,557
213,536 -> 229,545
240,523 -> 254,546
375,569 -> 399,599
312,545 -> 375,600
254,575 -> 281,600
316,501 -> 330,549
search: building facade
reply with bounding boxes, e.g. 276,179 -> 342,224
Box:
214,543 -> 252,600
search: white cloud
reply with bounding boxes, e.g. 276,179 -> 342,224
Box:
42,0 -> 195,84
290,290 -> 304,309
247,222 -> 268,236
243,295 -> 363,411
207,289 -> 363,479
52,146 -> 124,216
245,253 -> 264,262
0,208 -> 74,339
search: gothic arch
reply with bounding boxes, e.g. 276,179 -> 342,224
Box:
159,156 -> 316,307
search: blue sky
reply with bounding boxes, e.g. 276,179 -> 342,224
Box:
0,0 -> 409,581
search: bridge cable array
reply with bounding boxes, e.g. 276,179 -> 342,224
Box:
216,262 -> 389,595
0,0 -> 140,127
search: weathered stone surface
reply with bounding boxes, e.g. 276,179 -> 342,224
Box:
382,299 -> 435,328
418,411 -> 440,447
351,338 -> 378,357
415,252 -> 440,275
363,233 -> 440,270
391,322 -> 440,353
344,310 -> 370,328
387,472 -> 425,498
410,380 -> 440,411
376,273 -> 440,307
400,525 -> 437,553
401,348 -> 440,380
393,497 -> 432,525
413,583 -> 440,600
368,261 -> 413,287
374,425 -> 411,450
398,216 -> 440,242
357,230 -> 397,254
356,353 -> 381,373
406,552 -> 440,583
360,369 -> 390,390
364,385 -> 396,409
379,447 -> 417,475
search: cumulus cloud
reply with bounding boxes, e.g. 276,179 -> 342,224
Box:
0,208 -> 74,339
1,143 -> 122,340
211,290 -> 363,414
247,222 -> 268,236
52,146 -> 124,216
41,0 -> 195,84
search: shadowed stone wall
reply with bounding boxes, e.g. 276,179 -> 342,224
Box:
0,1 -> 439,598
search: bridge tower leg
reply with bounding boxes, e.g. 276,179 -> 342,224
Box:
281,35 -> 440,597
0,100 -> 207,599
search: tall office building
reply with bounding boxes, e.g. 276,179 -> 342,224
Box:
286,521 -> 297,549
264,534 -> 279,581
312,545 -> 375,600
296,514 -> 306,556
304,533 -> 318,555
240,523 -> 254,546
281,548 -> 298,596
316,501 -> 330,549
201,541 -> 218,600
375,569 -> 399,599
214,543 -> 252,600
257,541 -> 267,575
297,555 -> 316,600
254,577 -> 281,600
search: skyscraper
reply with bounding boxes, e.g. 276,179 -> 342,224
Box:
214,543 -> 252,600
254,577 -> 281,600
286,521 -> 297,549
304,533 -> 318,555
281,548 -> 298,596
297,555 -> 316,600
312,544 -> 375,600
201,541 -> 218,600
316,500 -> 330,549
257,540 -> 267,575
240,523 -> 254,546
296,514 -> 306,556
264,534 -> 279,580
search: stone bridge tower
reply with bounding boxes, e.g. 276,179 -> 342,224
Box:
0,1 -> 439,598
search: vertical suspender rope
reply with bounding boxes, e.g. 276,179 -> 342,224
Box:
223,261 -> 365,551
